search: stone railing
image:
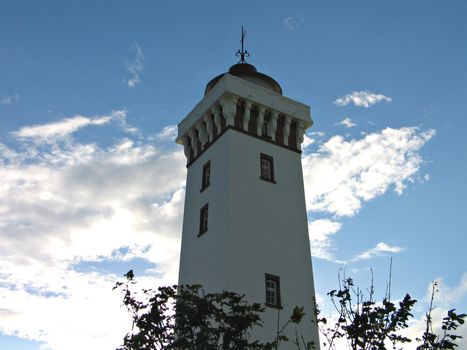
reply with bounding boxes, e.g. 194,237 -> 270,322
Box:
180,94 -> 307,165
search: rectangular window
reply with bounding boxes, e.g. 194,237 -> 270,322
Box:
199,203 -> 209,236
260,153 -> 275,182
265,273 -> 281,308
201,161 -> 211,191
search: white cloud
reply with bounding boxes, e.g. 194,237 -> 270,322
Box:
11,110 -> 139,144
111,109 -> 139,134
334,91 -> 392,108
0,270 -> 131,350
302,133 -> 315,149
0,115 -> 187,349
308,219 -> 342,262
0,94 -> 19,105
283,14 -> 304,31
310,131 -> 325,138
12,112 -> 120,142
302,131 -> 326,149
125,43 -> 144,88
304,127 -> 434,262
352,242 -> 404,261
303,127 -> 435,217
335,117 -> 357,128
155,125 -> 178,141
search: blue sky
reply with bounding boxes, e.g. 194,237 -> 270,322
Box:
1,1 -> 466,349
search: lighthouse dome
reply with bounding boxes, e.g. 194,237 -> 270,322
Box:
204,62 -> 283,96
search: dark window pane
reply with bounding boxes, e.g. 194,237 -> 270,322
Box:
265,274 -> 281,308
260,154 -> 275,182
199,204 -> 209,235
201,161 -> 211,190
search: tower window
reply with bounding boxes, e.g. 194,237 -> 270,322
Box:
260,153 -> 275,183
265,274 -> 281,308
199,203 -> 209,236
201,161 -> 211,191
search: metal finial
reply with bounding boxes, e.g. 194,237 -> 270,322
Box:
236,26 -> 250,64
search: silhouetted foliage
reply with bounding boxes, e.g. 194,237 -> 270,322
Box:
416,282 -> 467,350
317,274 -> 415,350
114,271 -> 304,350
115,270 -> 465,350
316,272 -> 466,350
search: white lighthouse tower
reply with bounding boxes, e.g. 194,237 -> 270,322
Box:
176,42 -> 320,349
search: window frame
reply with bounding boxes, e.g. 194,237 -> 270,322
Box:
198,203 -> 209,236
201,160 -> 211,192
265,273 -> 281,308
260,153 -> 276,183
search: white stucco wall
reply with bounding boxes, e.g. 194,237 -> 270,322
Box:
178,129 -> 320,349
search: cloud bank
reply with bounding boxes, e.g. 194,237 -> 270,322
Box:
0,112 -> 186,350
304,127 -> 435,261
303,127 -> 435,217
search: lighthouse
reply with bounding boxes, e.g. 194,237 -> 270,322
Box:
176,40 -> 320,349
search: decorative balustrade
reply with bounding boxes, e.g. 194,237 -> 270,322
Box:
180,94 -> 307,165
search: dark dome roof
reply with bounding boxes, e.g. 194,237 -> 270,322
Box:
204,63 -> 282,95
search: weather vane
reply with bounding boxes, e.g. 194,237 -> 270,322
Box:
236,26 -> 250,64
